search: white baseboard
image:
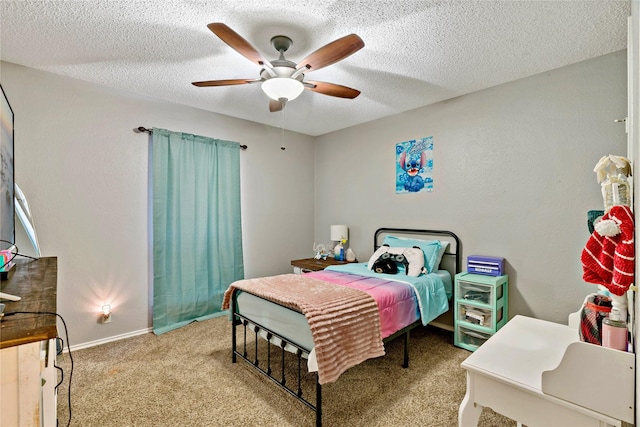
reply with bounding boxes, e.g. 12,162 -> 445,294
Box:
66,327 -> 152,352
63,320 -> 452,352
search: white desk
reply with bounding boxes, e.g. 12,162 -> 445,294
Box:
459,315 -> 634,427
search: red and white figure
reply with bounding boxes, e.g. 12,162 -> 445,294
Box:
581,204 -> 635,296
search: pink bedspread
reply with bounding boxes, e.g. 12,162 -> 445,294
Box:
307,270 -> 419,339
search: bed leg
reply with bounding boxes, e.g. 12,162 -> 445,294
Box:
231,291 -> 238,363
403,330 -> 410,368
316,379 -> 322,427
231,321 -> 237,363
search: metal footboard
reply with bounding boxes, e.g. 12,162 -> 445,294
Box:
230,288 -> 418,427
231,289 -> 323,427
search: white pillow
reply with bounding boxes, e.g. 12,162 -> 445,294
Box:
382,235 -> 444,273
367,245 -> 426,277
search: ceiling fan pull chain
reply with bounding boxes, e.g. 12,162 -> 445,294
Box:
281,102 -> 286,151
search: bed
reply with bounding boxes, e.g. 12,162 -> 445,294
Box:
221,228 -> 461,426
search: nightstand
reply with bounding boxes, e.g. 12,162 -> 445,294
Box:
454,272 -> 508,352
290,257 -> 349,274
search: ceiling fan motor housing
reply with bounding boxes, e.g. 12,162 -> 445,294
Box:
270,35 -> 293,53
261,65 -> 303,81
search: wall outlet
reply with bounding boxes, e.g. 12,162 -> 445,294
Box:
102,313 -> 112,324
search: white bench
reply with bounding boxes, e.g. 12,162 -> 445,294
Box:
458,315 -> 634,427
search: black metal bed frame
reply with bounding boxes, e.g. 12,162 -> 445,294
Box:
230,228 -> 461,427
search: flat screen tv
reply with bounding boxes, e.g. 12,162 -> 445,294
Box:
0,83 -> 14,252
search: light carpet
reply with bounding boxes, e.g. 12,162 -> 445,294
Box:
55,316 -> 514,426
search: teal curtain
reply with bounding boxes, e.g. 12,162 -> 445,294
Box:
152,128 -> 244,335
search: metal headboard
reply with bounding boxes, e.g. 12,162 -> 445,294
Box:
373,227 -> 461,276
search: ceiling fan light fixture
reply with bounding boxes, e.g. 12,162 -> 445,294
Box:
262,77 -> 304,101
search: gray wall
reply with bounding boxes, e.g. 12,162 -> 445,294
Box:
1,61 -> 315,347
0,49 -> 627,345
314,51 -> 628,324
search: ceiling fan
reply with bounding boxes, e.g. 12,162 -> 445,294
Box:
192,23 -> 364,112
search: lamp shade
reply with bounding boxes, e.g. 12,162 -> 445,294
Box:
261,77 -> 304,101
330,225 -> 348,242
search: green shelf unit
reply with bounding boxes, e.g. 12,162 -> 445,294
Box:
454,272 -> 508,352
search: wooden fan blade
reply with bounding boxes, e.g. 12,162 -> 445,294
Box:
296,34 -> 364,72
207,23 -> 272,68
269,99 -> 284,112
192,78 -> 260,87
305,81 -> 361,99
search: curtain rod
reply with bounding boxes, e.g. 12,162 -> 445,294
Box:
133,127 -> 247,150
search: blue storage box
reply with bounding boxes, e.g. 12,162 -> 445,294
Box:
467,255 -> 505,276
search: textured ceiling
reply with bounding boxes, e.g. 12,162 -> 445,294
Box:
0,1 -> 630,136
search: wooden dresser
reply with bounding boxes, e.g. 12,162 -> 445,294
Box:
0,257 -> 58,427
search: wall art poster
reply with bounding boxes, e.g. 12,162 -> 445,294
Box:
396,136 -> 433,194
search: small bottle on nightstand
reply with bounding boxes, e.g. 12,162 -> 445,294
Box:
334,243 -> 344,261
